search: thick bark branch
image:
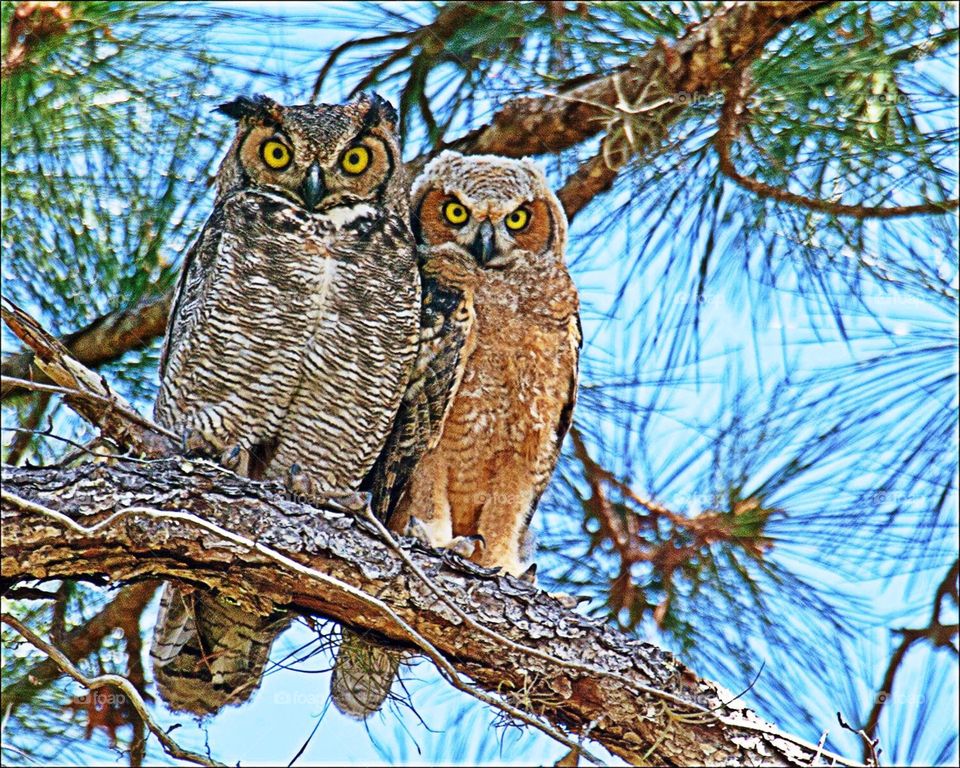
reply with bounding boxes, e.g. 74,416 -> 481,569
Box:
456,1 -> 829,156
2,460 -> 858,767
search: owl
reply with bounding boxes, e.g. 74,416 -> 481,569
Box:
150,93 -> 420,714
332,150 -> 581,718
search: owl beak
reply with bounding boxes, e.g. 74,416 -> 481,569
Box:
301,162 -> 326,210
470,220 -> 497,267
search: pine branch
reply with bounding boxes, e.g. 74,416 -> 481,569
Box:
2,461 -> 862,767
1,612 -> 219,767
860,559 -> 959,760
446,2 -> 831,154
1,296 -> 175,456
715,67 -> 959,219
1,292 -> 172,403
1,1 -> 73,79
1,582 -> 158,711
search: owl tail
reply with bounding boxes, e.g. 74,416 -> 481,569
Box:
150,584 -> 290,715
330,628 -> 405,719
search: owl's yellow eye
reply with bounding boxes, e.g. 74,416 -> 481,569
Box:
261,139 -> 292,170
505,207 -> 530,231
340,146 -> 370,175
443,201 -> 469,226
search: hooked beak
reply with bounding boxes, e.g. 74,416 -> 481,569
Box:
469,220 -> 497,266
301,161 -> 326,210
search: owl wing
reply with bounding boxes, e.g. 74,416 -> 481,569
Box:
529,309 -> 582,514
155,206 -> 228,419
361,268 -> 475,524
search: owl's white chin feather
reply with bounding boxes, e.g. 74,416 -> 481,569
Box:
321,203 -> 377,229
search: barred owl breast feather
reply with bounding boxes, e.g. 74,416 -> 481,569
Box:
151,92 -> 419,715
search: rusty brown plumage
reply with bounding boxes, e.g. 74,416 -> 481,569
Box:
332,151 -> 580,719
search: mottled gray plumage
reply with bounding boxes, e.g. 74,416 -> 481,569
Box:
151,93 -> 419,714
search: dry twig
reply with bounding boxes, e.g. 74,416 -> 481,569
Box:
1,612 -> 220,767
1,297 -> 174,457
714,68 -> 959,219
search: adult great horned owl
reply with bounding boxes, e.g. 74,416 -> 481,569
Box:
332,150 -> 581,718
151,93 -> 419,714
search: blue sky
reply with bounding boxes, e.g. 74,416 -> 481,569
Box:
2,2 -> 957,765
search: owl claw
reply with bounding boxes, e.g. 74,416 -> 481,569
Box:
220,444 -> 250,476
403,515 -> 432,545
286,463 -> 314,500
182,427 -> 217,458
285,465 -> 369,512
519,562 -> 538,584
448,534 -> 485,559
549,591 -> 590,610
402,519 -> 484,559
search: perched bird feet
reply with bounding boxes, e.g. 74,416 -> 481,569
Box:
401,517 -> 485,558
448,534 -> 485,559
549,591 -> 591,610
181,426 -> 221,459
286,464 -> 370,512
519,562 -> 538,584
402,514 -> 434,545
220,444 -> 251,476
181,428 -> 251,477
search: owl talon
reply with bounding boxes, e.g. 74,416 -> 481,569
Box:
519,562 -> 538,584
285,465 -> 369,512
549,591 -> 590,610
220,444 -> 250,476
182,427 -> 217,458
447,534 -> 485,559
286,463 -> 310,497
403,515 -> 433,545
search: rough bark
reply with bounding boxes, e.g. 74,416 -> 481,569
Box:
2,460 -> 858,767
451,1 -> 830,159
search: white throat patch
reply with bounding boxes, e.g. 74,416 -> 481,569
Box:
322,204 -> 376,229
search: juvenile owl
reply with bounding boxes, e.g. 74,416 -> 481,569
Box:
333,150 -> 581,718
151,93 -> 420,714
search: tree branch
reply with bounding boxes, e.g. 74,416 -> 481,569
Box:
3,390 -> 51,465
447,1 -> 832,220
1,612 -> 219,767
1,297 -> 175,457
2,582 -> 158,711
451,2 -> 831,156
714,67 -> 960,219
2,292 -> 171,403
860,559 -> 959,760
2,460 -> 860,767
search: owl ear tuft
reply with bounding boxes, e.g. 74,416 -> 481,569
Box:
357,91 -> 399,131
216,95 -> 284,125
